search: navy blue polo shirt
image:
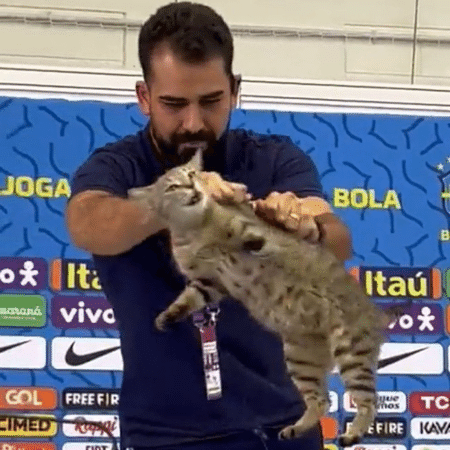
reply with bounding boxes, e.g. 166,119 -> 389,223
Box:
70,125 -> 325,448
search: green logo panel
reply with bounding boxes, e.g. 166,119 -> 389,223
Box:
0,295 -> 46,327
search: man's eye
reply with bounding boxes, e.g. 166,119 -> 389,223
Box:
164,102 -> 185,109
201,99 -> 220,106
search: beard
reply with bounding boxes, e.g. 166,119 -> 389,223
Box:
150,125 -> 220,169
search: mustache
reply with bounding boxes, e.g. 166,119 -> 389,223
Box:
172,132 -> 216,147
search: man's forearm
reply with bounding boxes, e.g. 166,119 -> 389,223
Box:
65,190 -> 165,256
315,213 -> 353,262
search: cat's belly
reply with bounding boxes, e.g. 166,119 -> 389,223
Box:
215,255 -> 325,336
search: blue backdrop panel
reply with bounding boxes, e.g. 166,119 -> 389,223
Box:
1,96 -> 450,449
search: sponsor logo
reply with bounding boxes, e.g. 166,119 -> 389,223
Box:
411,417 -> 450,438
0,336 -> 46,369
52,337 -> 122,371
0,388 -> 57,410
382,303 -> 443,334
344,391 -> 406,413
343,417 -> 407,439
62,444 -> 117,450
333,188 -> 401,210
63,388 -> 120,410
0,258 -> 47,290
0,415 -> 57,437
324,445 -> 338,450
377,343 -> 443,374
0,444 -> 56,450
0,295 -> 46,327
320,417 -> 338,440
328,391 -> 338,413
0,176 -> 70,198
444,306 -> 450,334
52,296 -> 116,329
346,445 -> 406,450
349,267 -> 441,299
62,414 -> 119,437
412,446 -> 450,450
443,269 -> 450,296
409,392 -> 450,415
50,259 -> 102,292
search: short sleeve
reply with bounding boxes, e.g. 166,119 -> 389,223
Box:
272,138 -> 326,200
70,149 -> 136,199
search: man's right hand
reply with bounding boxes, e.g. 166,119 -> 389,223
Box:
198,171 -> 251,204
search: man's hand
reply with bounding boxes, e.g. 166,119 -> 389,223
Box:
198,171 -> 250,204
252,191 -> 321,243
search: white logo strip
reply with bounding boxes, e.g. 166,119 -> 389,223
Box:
0,336 -> 46,369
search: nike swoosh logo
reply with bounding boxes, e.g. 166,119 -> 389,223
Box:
378,346 -> 428,369
65,342 -> 121,366
0,340 -> 31,354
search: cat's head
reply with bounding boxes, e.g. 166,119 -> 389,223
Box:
128,149 -> 209,229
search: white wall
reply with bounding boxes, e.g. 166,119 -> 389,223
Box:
0,0 -> 450,85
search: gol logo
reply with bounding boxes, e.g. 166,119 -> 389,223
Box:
0,388 -> 57,410
320,417 -> 338,440
0,444 -> 56,450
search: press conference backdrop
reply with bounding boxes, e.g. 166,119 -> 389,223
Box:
1,76 -> 450,450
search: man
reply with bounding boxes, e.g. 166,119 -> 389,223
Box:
66,2 -> 352,449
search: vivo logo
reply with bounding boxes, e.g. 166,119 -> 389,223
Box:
51,296 -> 116,329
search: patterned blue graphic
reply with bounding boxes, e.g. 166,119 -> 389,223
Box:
1,97 -> 450,448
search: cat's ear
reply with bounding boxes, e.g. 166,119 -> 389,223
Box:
188,148 -> 203,171
127,184 -> 156,204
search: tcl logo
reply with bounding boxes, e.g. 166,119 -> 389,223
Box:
0,388 -> 57,410
409,392 -> 450,414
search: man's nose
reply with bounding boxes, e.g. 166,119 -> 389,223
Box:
182,104 -> 205,134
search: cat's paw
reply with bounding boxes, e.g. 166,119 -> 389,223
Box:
278,425 -> 303,440
154,313 -> 170,331
337,432 -> 361,448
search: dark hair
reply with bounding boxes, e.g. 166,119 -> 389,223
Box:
138,2 -> 234,84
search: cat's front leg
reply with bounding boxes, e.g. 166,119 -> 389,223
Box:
155,283 -> 208,331
155,280 -> 224,331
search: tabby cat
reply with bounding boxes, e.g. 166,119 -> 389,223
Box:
128,150 -> 386,447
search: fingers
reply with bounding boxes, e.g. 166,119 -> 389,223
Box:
199,172 -> 250,204
253,192 -> 321,243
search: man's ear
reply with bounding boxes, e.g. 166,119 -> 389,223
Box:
136,81 -> 151,116
232,74 -> 241,97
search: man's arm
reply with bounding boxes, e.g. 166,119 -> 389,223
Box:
65,190 -> 165,256
66,173 -> 249,256
300,196 -> 352,262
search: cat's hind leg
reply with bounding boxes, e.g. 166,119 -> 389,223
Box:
331,328 -> 380,447
279,335 -> 331,440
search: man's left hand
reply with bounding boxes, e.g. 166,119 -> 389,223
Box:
252,191 -> 320,243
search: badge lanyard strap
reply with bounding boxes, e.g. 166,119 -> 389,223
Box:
193,305 -> 222,400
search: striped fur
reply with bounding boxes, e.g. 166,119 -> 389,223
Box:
128,154 -> 386,447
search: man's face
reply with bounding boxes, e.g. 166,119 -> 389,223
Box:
136,46 -> 237,165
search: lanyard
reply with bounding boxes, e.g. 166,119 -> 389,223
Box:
192,305 -> 222,400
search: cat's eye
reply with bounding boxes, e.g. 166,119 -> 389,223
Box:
165,184 -> 180,192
